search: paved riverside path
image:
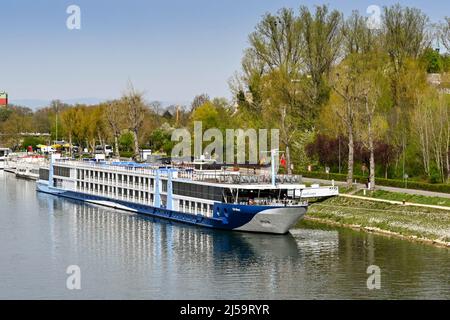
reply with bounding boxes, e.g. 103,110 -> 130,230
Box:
338,194 -> 450,211
301,177 -> 450,199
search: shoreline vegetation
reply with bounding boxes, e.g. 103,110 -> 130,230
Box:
297,194 -> 450,248
1,4 -> 450,190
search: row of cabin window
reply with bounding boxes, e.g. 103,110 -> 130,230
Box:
179,200 -> 214,215
76,181 -> 213,214
77,181 -> 155,200
54,166 -> 71,178
173,181 -> 223,201
39,168 -> 49,180
77,169 -> 158,186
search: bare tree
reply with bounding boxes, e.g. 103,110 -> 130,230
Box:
383,4 -> 429,109
331,73 -> 357,188
124,84 -> 146,162
342,10 -> 377,55
359,88 -> 379,191
191,94 -> 210,111
439,17 -> 450,52
413,90 -> 450,183
300,5 -> 343,109
106,100 -> 126,158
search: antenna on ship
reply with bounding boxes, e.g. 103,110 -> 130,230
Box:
271,149 -> 277,186
262,149 -> 284,186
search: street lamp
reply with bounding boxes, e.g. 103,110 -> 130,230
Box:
53,100 -> 59,143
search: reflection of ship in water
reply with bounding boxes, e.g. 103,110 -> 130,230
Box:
37,193 -> 301,264
37,193 -> 348,299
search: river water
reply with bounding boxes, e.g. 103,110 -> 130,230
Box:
0,171 -> 448,299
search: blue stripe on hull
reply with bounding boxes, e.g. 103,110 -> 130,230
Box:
36,186 -> 259,231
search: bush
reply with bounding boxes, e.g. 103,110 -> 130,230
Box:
421,48 -> 443,73
21,136 -> 46,150
119,151 -> 134,158
119,132 -> 134,152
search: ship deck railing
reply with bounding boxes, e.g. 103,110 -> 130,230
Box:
55,159 -> 304,185
187,172 -> 303,185
237,199 -> 308,206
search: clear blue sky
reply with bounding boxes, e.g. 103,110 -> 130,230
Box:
1,0 -> 448,106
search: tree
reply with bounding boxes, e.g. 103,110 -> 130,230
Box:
106,100 -> 127,157
356,52 -> 391,190
383,4 -> 429,110
306,134 -> 347,169
328,56 -> 360,187
439,17 -> 450,52
0,111 -> 33,148
413,89 -> 450,182
229,48 -> 266,124
421,48 -> 444,73
300,5 -> 343,109
123,84 -> 146,161
60,107 -> 79,157
260,69 -> 303,174
244,8 -> 306,172
119,131 -> 134,152
21,136 -> 46,151
191,101 -> 222,130
382,6 -> 429,174
374,141 -> 398,179
342,10 -> 377,55
191,94 -> 210,111
148,129 -> 174,154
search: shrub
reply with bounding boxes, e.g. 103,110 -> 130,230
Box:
119,151 -> 134,158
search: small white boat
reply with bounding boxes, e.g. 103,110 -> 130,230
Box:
0,148 -> 12,170
15,155 -> 47,180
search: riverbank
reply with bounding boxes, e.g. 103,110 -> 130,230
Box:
298,195 -> 450,248
353,189 -> 450,207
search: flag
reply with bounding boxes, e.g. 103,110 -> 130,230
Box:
280,154 -> 287,168
0,92 -> 7,106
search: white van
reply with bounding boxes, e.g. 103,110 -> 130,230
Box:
95,145 -> 113,157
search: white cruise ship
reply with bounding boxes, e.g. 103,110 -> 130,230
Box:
36,155 -> 338,234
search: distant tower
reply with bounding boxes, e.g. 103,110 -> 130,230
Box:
0,92 -> 7,107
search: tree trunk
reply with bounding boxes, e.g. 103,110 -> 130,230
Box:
90,139 -> 96,154
366,98 -> 375,191
69,134 -> 73,158
132,129 -> 140,161
368,132 -> 375,191
286,145 -> 292,175
446,119 -> 450,182
347,124 -> 354,188
114,134 -> 120,158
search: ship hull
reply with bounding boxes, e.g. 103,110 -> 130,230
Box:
36,181 -> 307,234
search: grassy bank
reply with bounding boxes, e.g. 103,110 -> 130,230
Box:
297,171 -> 450,194
298,196 -> 450,246
354,189 -> 450,207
